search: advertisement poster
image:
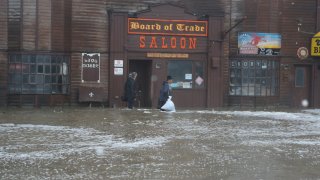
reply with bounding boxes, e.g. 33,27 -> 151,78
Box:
238,32 -> 281,55
81,53 -> 100,83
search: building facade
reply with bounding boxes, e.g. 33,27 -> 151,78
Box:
0,0 -> 320,108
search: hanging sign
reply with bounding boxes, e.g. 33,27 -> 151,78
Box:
81,53 -> 100,83
311,32 -> 320,56
297,47 -> 309,60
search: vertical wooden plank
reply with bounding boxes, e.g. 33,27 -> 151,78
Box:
51,0 -> 64,51
37,0 -> 51,50
0,0 -> 8,50
109,13 -> 128,107
22,0 -> 37,50
71,0 -> 108,52
0,0 -> 8,104
207,16 -> 223,107
0,0 -> 9,105
8,0 -> 21,50
318,0 -> 320,31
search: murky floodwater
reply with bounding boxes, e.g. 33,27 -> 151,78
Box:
0,107 -> 320,180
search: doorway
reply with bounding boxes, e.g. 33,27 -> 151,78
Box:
292,65 -> 312,107
129,60 -> 152,108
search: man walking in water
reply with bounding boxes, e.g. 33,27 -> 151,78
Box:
158,75 -> 173,111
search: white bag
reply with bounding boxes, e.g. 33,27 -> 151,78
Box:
161,96 -> 176,112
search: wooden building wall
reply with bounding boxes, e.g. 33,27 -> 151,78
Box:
1,0 -> 320,107
2,0 -> 72,106
226,0 -> 318,107
0,0 -> 8,106
70,0 -> 109,104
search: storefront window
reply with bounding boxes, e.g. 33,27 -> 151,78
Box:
168,60 -> 205,89
229,59 -> 279,96
8,54 -> 70,94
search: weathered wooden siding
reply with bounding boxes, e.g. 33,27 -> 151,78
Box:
70,0 -> 110,104
22,0 -> 36,50
38,0 -> 51,50
0,0 -> 7,51
226,0 -> 318,107
0,0 -> 8,50
52,0 -> 66,52
8,0 -> 21,50
1,0 -> 320,107
0,0 -> 8,106
109,13 -> 128,107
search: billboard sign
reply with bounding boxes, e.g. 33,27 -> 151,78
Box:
238,32 -> 281,55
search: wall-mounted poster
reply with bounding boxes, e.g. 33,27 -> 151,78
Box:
238,32 -> 281,55
81,53 -> 100,83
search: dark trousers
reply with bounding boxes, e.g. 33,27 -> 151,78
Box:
158,100 -> 166,110
128,98 -> 134,109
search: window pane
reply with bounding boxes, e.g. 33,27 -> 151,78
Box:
36,75 -> 44,84
168,61 -> 192,89
44,55 -> 50,63
22,55 -> 29,63
194,61 -> 204,88
29,75 -> 36,84
30,55 -> 36,63
45,65 -> 51,74
37,55 -> 45,63
9,64 -> 16,73
8,54 -> 70,95
44,84 -> 52,93
30,85 -> 37,94
52,75 -> 57,83
51,65 -> 57,73
30,64 -> 36,73
45,75 -> 51,84
295,67 -> 305,87
23,74 -> 29,84
37,65 -> 44,73
23,64 -> 30,73
36,85 -> 43,93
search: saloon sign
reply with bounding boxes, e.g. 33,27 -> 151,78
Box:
128,18 -> 208,51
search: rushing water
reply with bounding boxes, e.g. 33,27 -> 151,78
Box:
0,107 -> 320,179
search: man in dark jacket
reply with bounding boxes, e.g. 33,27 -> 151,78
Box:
158,75 -> 173,110
124,72 -> 137,109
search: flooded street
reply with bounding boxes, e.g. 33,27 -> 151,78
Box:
1,107 -> 320,180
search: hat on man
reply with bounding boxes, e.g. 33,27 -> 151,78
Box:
167,75 -> 173,81
129,72 -> 137,79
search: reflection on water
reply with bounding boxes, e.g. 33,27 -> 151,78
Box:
0,107 -> 320,179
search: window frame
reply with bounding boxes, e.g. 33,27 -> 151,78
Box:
8,54 -> 70,95
167,60 -> 206,90
229,59 -> 279,97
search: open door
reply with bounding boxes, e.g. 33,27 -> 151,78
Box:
129,60 -> 152,108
